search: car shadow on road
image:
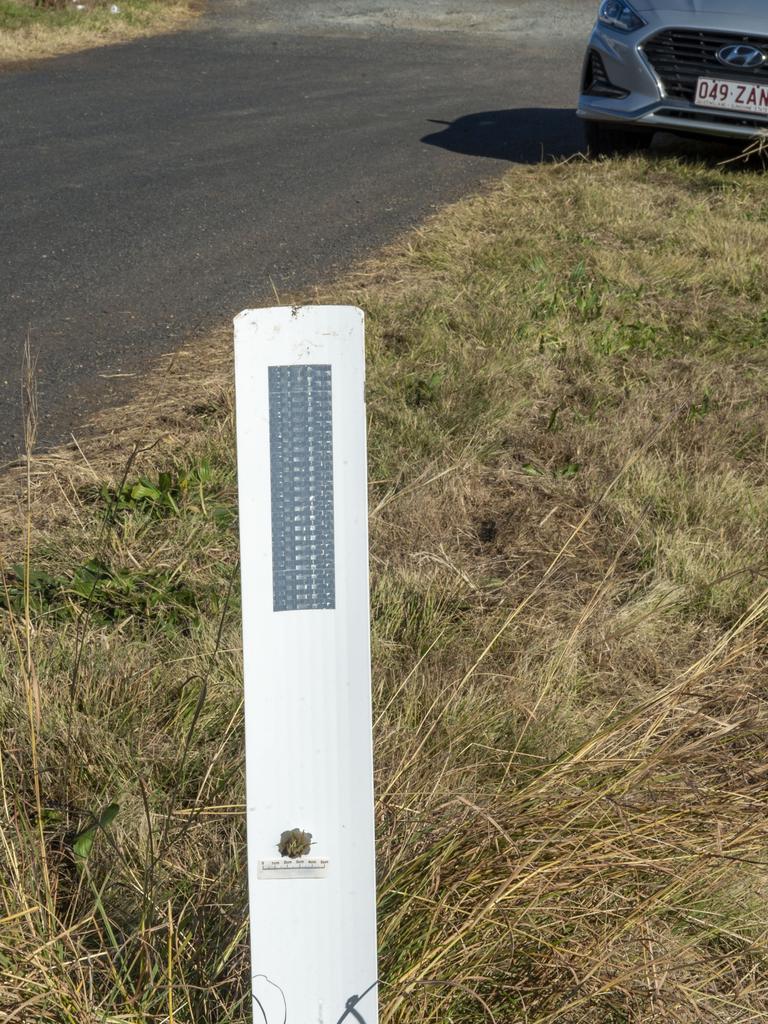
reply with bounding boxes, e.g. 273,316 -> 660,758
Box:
421,108 -> 767,170
421,107 -> 584,164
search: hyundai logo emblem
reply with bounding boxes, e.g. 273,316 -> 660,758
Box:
717,44 -> 767,69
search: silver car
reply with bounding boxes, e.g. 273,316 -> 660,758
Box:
578,0 -> 768,154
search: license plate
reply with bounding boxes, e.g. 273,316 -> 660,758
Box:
695,76 -> 768,117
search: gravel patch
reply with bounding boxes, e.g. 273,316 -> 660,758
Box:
215,0 -> 596,42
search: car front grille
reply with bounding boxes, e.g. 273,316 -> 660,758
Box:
643,29 -> 768,101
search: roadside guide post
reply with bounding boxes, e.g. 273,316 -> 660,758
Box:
234,306 -> 379,1024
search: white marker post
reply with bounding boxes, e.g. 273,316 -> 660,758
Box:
234,306 -> 378,1024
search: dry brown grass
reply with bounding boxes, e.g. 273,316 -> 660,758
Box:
0,0 -> 199,68
1,156 -> 768,1022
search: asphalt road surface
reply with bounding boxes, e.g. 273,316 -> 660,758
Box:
0,0 -> 596,457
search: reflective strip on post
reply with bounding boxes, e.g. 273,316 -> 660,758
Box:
234,306 -> 378,1024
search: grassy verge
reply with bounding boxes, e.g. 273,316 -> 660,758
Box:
0,0 -> 198,67
2,154 -> 768,1022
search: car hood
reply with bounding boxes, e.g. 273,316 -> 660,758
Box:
633,0 -> 766,12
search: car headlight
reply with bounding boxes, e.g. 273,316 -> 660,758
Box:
598,0 -> 646,32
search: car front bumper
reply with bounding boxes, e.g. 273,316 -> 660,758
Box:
578,10 -> 768,141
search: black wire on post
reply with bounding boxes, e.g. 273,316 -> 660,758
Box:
252,974 -> 288,1024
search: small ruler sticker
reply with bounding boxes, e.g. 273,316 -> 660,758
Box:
257,858 -> 330,880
